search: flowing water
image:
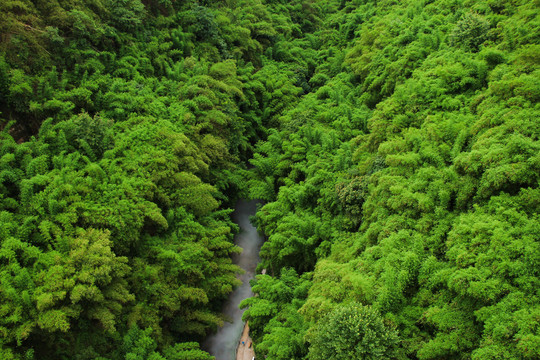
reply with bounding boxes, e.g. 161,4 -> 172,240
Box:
203,199 -> 263,360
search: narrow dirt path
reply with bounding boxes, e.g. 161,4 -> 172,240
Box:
236,322 -> 255,360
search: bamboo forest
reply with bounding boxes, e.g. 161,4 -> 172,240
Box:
0,0 -> 538,359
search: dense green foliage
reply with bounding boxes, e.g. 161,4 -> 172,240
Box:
0,0 -> 282,358
240,0 -> 539,359
1,0 -> 538,359
308,303 -> 400,360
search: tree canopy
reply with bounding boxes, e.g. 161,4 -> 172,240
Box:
1,0 -> 538,359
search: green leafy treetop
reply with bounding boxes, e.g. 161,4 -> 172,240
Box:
308,303 -> 402,360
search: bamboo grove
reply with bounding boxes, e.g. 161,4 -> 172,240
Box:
0,0 -> 538,359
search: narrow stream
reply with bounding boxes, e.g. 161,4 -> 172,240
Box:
203,199 -> 263,360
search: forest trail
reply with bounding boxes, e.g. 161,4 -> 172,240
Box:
236,322 -> 255,360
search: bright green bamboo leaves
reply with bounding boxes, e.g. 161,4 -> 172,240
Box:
0,0 -> 538,358
243,1 -> 540,360
241,268 -> 311,360
35,229 -> 132,333
308,303 -> 401,360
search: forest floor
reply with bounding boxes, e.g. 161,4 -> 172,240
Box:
236,322 -> 255,360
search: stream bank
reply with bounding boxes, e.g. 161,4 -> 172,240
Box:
203,200 -> 263,360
